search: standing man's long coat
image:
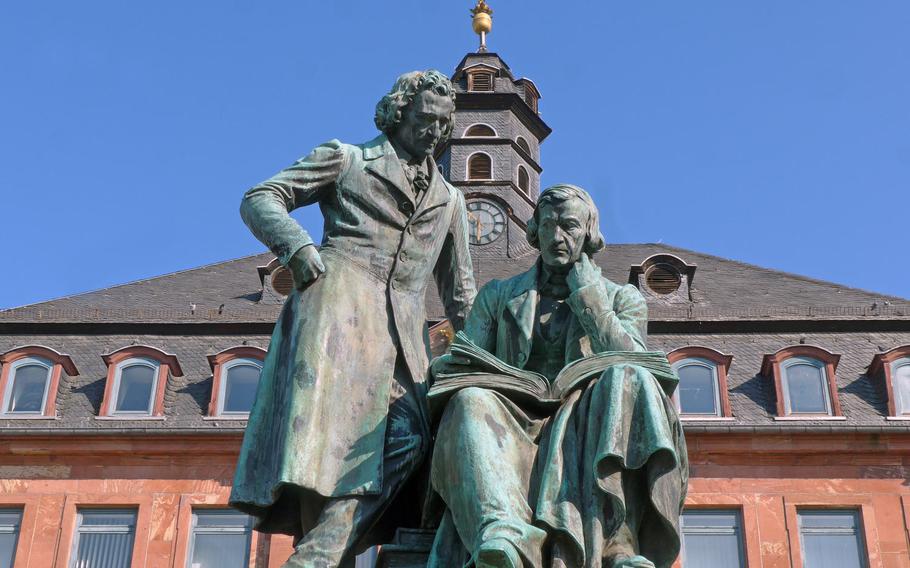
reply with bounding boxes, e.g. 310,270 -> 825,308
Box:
230,133 -> 475,536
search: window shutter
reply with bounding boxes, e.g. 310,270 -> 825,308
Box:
468,154 -> 492,180
469,72 -> 493,92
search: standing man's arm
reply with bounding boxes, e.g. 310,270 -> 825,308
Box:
433,189 -> 477,331
240,140 -> 346,286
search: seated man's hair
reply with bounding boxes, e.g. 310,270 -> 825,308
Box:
525,184 -> 606,255
374,70 -> 456,139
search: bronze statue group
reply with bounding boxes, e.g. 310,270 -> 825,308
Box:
229,70 -> 687,568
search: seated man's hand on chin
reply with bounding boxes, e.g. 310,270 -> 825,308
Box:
568,253 -> 602,292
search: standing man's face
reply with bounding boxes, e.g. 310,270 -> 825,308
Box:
392,89 -> 454,158
536,198 -> 589,269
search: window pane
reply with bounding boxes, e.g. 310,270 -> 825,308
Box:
0,509 -> 22,568
677,363 -> 718,415
894,362 -> 910,414
681,510 -> 745,568
799,510 -> 866,568
355,547 -> 378,568
189,511 -> 251,568
116,364 -> 156,412
785,362 -> 828,413
223,364 -> 260,414
72,509 -> 136,568
8,364 -> 49,412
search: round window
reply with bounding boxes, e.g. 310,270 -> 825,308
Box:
645,263 -> 682,295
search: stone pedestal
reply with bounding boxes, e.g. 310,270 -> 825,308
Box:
376,528 -> 434,568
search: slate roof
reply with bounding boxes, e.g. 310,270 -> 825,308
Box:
3,243 -> 905,324
1,244 -> 908,433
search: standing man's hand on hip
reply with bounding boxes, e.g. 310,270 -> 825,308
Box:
288,245 -> 326,289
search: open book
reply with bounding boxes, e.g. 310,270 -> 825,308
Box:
428,331 -> 678,412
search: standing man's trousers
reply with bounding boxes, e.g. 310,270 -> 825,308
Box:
284,354 -> 429,568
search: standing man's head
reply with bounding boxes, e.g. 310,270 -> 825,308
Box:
526,184 -> 605,269
375,70 -> 457,159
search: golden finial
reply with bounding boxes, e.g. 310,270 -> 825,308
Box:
470,0 -> 493,52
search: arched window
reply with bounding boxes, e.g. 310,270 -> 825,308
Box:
464,124 -> 496,137
100,345 -> 182,418
869,345 -> 910,417
517,166 -> 530,194
668,347 -> 733,417
111,358 -> 160,415
0,346 -> 77,417
207,346 -> 267,417
762,346 -> 841,417
515,136 -> 531,155
468,153 -> 492,180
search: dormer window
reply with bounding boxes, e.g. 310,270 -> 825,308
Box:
207,347 -> 267,418
111,358 -> 159,414
762,346 -> 842,418
464,124 -> 496,137
0,346 -> 77,418
468,71 -> 493,92
525,91 -> 538,113
100,346 -> 182,418
668,347 -> 733,417
869,345 -> 910,417
468,152 -> 493,180
629,254 -> 697,303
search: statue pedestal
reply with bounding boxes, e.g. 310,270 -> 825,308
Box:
377,528 -> 434,567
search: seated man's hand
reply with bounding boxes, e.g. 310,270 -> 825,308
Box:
568,253 -> 602,292
288,245 -> 326,289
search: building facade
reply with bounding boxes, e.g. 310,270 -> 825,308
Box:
1,49 -> 909,568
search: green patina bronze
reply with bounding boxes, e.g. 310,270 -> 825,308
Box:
426,185 -> 688,568
229,70 -> 476,567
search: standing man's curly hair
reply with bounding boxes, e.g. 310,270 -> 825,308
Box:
374,70 -> 457,140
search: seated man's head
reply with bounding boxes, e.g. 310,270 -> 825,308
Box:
526,184 -> 605,269
374,70 -> 456,159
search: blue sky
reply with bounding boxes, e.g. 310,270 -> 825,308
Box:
1,1 -> 908,309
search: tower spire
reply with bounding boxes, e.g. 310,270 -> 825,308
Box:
470,0 -> 493,52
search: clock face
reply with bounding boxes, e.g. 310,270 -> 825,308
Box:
466,199 -> 506,245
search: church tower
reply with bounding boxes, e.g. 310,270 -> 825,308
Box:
436,1 -> 551,261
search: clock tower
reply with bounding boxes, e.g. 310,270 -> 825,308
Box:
436,1 -> 552,262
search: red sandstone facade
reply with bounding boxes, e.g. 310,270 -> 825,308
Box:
2,430 -> 908,566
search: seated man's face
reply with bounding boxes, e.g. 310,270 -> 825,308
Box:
537,198 -> 589,269
393,89 -> 454,158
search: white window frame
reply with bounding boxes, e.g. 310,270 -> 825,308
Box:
2,356 -> 52,415
515,136 -> 532,155
671,357 -> 721,417
681,509 -> 746,568
110,357 -> 160,416
781,356 -> 832,415
0,508 -> 22,568
462,123 -> 497,138
797,509 -> 868,568
70,508 -> 137,568
216,358 -> 263,417
187,509 -> 252,568
892,357 -> 910,415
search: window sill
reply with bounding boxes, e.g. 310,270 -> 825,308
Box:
202,415 -> 249,421
95,415 -> 167,421
0,414 -> 58,420
680,416 -> 736,422
773,415 -> 846,421
885,416 -> 910,421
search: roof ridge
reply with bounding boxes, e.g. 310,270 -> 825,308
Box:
637,242 -> 909,303
1,251 -> 273,313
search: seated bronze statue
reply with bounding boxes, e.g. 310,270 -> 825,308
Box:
427,185 -> 688,568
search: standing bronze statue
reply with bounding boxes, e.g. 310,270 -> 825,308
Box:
230,70 -> 476,567
427,185 -> 688,568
